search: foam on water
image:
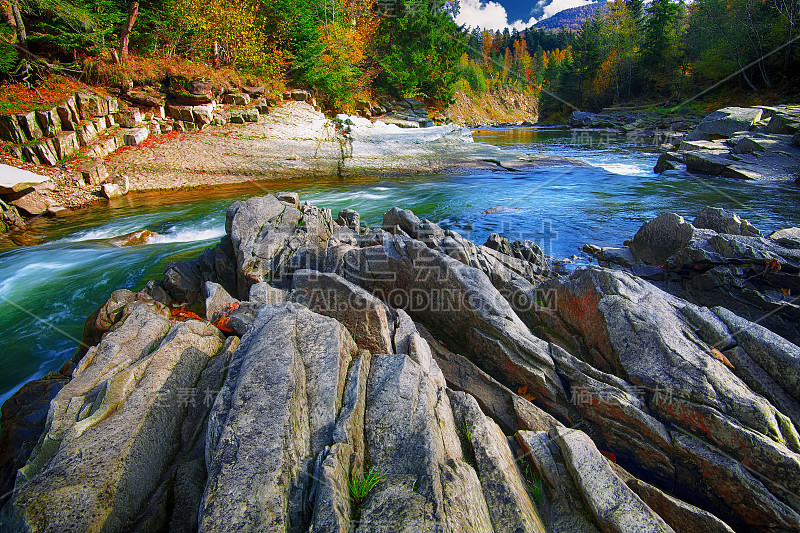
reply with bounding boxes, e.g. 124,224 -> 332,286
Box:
597,162 -> 654,176
148,226 -> 225,244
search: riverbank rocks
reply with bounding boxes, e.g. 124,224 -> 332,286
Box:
654,105 -> 800,179
692,206 -> 761,236
685,107 -> 764,140
0,199 -> 24,232
5,194 -> 800,533
516,266 -> 800,530
585,207 -> 800,344
2,304 -> 228,532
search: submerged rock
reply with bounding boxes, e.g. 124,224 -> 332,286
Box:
107,229 -> 158,247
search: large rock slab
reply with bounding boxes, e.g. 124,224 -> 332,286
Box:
309,350 -> 371,533
11,191 -> 52,216
625,477 -> 735,533
0,115 -> 27,143
359,354 -> 493,533
588,208 -> 800,346
199,303 -> 357,531
291,269 -> 394,354
516,430 -> 603,533
419,322 -> 561,435
449,390 -> 546,532
0,165 -> 51,195
553,426 -> 675,533
685,107 -> 762,141
4,305 -> 225,532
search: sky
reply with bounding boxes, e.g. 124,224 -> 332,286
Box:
454,0 -> 598,31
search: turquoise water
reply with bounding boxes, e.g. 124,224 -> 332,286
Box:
2,127 -> 799,405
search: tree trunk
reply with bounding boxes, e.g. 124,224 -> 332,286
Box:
10,1 -> 26,49
737,60 -> 758,92
119,0 -> 139,64
0,1 -> 14,32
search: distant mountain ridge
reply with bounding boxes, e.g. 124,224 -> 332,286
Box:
534,1 -> 606,33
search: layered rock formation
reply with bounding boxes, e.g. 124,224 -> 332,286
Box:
652,105 -> 800,179
2,194 -> 799,533
584,207 -> 800,345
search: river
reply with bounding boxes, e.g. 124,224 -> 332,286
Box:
2,127 -> 799,405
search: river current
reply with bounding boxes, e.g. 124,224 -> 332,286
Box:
2,127 -> 799,404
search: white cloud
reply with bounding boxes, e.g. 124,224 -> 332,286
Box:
541,0 -> 595,20
455,0 -> 538,31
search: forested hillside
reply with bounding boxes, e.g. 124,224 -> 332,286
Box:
0,0 -> 799,114
459,0 -> 800,118
0,0 -> 465,110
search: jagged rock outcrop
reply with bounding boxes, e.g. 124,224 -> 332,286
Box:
3,194 -> 800,533
512,267 -> 800,531
340,232 -> 572,420
585,208 -> 800,345
2,305 -> 230,532
199,303 -> 357,531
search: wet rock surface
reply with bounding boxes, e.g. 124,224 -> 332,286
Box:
2,193 -> 799,533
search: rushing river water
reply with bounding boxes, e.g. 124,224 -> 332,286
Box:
2,127 -> 800,404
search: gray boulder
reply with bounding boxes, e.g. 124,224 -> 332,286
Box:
275,191 -> 300,208
360,354 -> 495,533
485,232 -> 513,255
225,194 -> 337,296
4,305 -> 226,532
629,213 -> 694,265
163,258 -> 202,303
569,111 -> 600,127
204,281 -> 238,322
336,208 -> 360,232
769,227 -> 800,247
554,427 -> 674,532
248,281 -> 288,304
685,107 -> 763,141
692,206 -> 761,236
291,269 -> 394,354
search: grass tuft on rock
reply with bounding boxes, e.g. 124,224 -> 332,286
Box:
348,468 -> 384,505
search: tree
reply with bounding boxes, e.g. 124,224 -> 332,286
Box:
481,29 -> 493,67
118,0 -> 138,63
375,0 -> 466,101
7,1 -> 26,49
640,0 -> 682,92
686,0 -> 778,90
